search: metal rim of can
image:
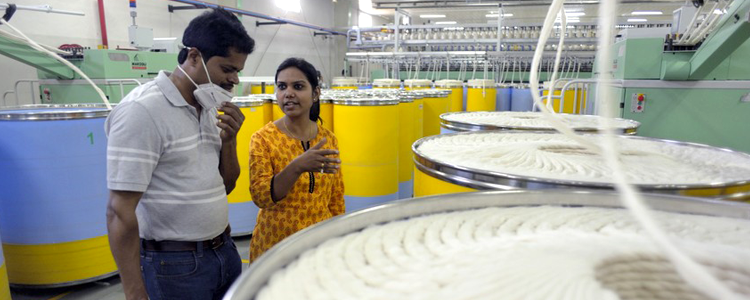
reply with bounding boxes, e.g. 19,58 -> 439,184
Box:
433,89 -> 453,96
332,98 -> 399,106
468,83 -> 496,89
372,79 -> 401,88
438,112 -> 641,134
0,104 -> 112,121
403,79 -> 432,87
398,96 -> 415,103
435,80 -> 463,88
231,97 -> 265,107
248,79 -> 275,85
412,130 -> 750,196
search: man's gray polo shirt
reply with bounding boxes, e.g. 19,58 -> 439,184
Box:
105,71 -> 228,242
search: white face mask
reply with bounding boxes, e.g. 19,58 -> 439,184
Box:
177,49 -> 234,110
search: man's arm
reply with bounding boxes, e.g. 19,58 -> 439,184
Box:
106,190 -> 148,300
219,140 -> 240,194
217,102 -> 244,194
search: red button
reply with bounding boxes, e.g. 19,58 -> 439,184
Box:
638,95 -> 644,101
637,105 -> 642,110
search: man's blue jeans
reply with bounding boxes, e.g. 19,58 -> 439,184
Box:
140,238 -> 242,300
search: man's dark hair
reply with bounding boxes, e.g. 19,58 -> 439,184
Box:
275,58 -> 322,124
178,9 -> 255,64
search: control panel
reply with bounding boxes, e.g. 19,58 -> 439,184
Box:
631,93 -> 645,113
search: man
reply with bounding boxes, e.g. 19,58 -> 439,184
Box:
105,9 -> 255,300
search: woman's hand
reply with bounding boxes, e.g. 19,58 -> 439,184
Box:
291,138 -> 340,174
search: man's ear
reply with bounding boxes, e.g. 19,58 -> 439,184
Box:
187,48 -> 201,67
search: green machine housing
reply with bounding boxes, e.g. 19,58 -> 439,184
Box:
36,50 -> 177,104
0,31 -> 176,105
603,0 -> 750,153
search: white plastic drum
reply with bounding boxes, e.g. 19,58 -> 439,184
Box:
496,83 -> 512,111
510,83 -> 534,112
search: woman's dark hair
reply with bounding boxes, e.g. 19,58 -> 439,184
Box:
178,9 -> 255,64
275,58 -> 322,124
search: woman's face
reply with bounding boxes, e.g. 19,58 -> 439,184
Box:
276,67 -> 317,119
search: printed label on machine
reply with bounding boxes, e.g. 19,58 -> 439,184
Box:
131,62 -> 147,70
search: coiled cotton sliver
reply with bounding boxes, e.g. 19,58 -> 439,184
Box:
258,206 -> 750,300
443,111 -> 637,131
418,132 -> 750,185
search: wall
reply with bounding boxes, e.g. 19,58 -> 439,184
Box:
0,0 -> 349,105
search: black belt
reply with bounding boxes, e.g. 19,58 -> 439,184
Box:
141,226 -> 231,252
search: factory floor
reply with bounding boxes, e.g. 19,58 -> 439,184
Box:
9,236 -> 253,300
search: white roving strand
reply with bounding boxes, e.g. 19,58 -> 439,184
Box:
545,9 -> 567,111
0,18 -> 112,109
258,206 -> 750,300
594,0 -> 743,299
0,28 -> 69,55
528,0 -> 599,151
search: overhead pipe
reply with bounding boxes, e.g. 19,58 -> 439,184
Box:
0,3 -> 85,16
373,0 -> 682,9
168,0 -> 347,36
97,0 -> 108,48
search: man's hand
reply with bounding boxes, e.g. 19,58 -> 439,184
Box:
216,102 -> 245,142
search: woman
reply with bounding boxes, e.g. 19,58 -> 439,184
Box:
248,58 -> 345,262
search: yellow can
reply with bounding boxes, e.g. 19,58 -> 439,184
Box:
228,97 -> 266,236
404,79 -> 432,90
467,79 -> 496,111
373,78 -> 401,89
411,92 -> 425,139
412,131 -> 750,200
257,95 -> 275,124
540,81 -> 588,114
320,98 -> 334,132
250,78 -> 275,94
435,79 -> 464,112
397,94 -> 416,199
422,90 -> 450,137
270,99 -> 285,121
333,97 -> 400,212
414,165 -> 477,197
0,234 -> 9,300
331,77 -> 359,90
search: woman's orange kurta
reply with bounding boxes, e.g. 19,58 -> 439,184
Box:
248,122 -> 345,261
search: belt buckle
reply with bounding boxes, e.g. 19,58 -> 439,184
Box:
210,237 -> 224,249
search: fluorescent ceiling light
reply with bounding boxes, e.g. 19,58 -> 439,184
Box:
275,0 -> 301,13
714,8 -> 727,14
435,21 -> 457,25
486,13 -> 513,18
420,14 -> 446,18
564,7 -> 584,12
567,19 -> 581,23
565,12 -> 585,17
627,18 -> 648,22
631,10 -> 662,15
